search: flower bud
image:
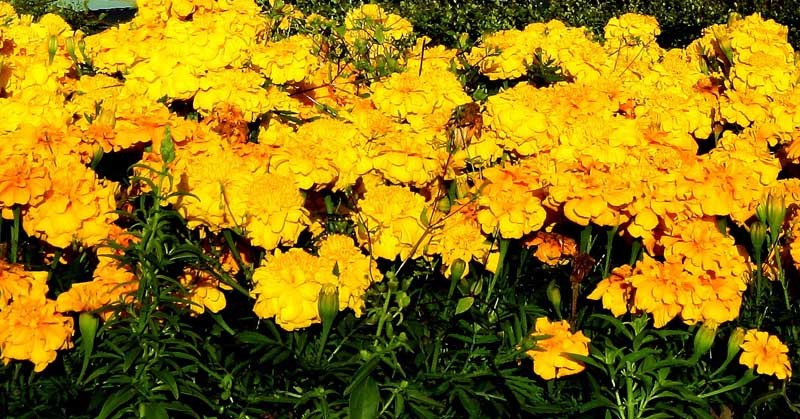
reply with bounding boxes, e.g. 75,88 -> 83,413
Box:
450,258 -> 467,282
436,196 -> 451,213
79,312 -> 99,344
48,35 -> 57,65
756,194 -> 787,235
546,280 -> 562,314
750,221 -> 767,252
65,36 -> 76,59
317,284 -> 339,325
725,327 -> 746,364
692,322 -> 718,359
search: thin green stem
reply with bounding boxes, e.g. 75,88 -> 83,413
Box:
485,238 -> 509,303
603,225 -> 619,278
10,205 -> 21,263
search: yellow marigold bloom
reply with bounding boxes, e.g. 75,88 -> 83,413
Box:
483,83 -> 554,156
526,317 -> 590,380
251,34 -> 319,85
789,209 -> 800,271
0,263 -> 73,372
178,267 -> 232,315
356,183 -> 429,261
739,329 -> 792,379
726,14 -> 797,96
251,248 -> 337,331
55,256 -> 137,319
318,234 -> 382,317
369,125 -> 448,187
524,231 -> 578,266
660,218 -> 749,278
56,227 -> 138,318
345,4 -> 413,42
269,118 -> 371,190
604,13 -> 660,48
426,198 -> 493,277
603,13 -> 663,70
343,3 -> 414,61
0,260 -> 48,311
720,87 -> 772,129
468,28 -> 537,80
476,163 -> 548,239
370,67 -> 470,120
238,170 -> 310,251
195,69 -> 296,121
23,156 -> 118,248
587,265 -> 633,317
629,255 -> 685,327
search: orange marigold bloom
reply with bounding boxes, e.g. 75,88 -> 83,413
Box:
427,198 -> 493,277
587,265 -> 633,317
178,267 -> 232,315
524,231 -> 578,266
23,156 -> 119,248
476,163 -> 548,239
739,329 -> 792,379
0,263 -> 73,372
526,317 -> 591,380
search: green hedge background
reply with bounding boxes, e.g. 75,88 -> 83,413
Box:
11,0 -> 799,48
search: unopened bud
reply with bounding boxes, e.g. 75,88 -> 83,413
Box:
437,196 -> 451,213
546,280 -> 562,314
725,327 -> 746,364
692,322 -> 718,359
317,284 -> 339,325
78,312 -> 99,342
750,221 -> 767,252
48,35 -> 57,65
450,258 -> 467,282
756,194 -> 787,235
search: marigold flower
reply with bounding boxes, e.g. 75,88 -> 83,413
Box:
524,231 -> 578,266
476,163 -> 548,239
251,248 -> 337,331
251,34 -> 319,85
587,265 -> 633,317
427,198 -> 493,277
318,234 -> 382,317
178,267 -> 232,315
0,263 -> 73,372
526,317 -> 590,380
739,329 -> 792,379
356,183 -> 429,261
370,67 -> 470,121
23,156 -> 119,248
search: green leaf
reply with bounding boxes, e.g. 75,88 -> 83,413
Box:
344,355 -> 381,395
349,375 -> 380,419
455,296 -> 474,315
97,388 -> 136,419
141,403 -> 169,419
153,370 -> 179,399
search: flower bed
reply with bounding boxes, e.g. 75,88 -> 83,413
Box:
1,0 -> 800,417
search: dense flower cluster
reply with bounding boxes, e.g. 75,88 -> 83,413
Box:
2,0 -> 799,377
